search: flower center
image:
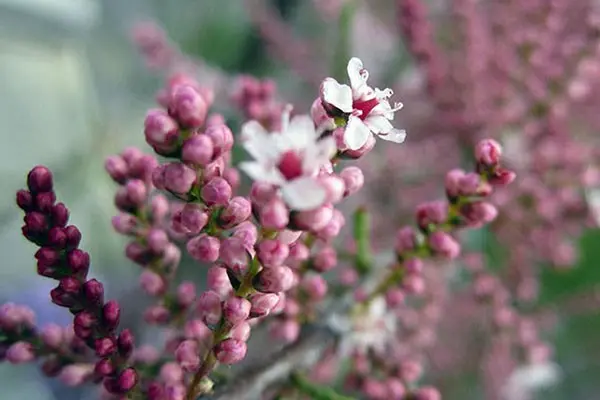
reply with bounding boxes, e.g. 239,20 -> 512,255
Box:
277,150 -> 303,180
352,97 -> 379,120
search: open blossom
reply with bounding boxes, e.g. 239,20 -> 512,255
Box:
321,57 -> 406,150
239,111 -> 336,211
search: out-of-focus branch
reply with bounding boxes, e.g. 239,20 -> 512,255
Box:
204,325 -> 338,400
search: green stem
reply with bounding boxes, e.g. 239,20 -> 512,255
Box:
353,207 -> 372,276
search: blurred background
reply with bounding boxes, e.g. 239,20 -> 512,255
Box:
1,0 -> 600,399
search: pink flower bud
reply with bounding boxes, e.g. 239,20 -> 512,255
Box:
105,155 -> 129,183
395,226 -> 417,253
403,273 -> 426,295
287,242 -> 310,269
338,267 -> 358,286
169,85 -> 208,128
404,257 -> 423,274
214,339 -> 247,364
340,167 -> 364,196
182,134 -> 214,166
41,323 -> 64,348
112,214 -> 137,235
124,179 -> 148,207
219,237 -> 250,275
362,378 -> 387,400
231,321 -> 252,342
176,282 -> 196,307
187,234 -> 220,263
220,196 -> 251,228
458,172 -> 481,196
475,139 -> 502,166
461,201 -> 498,226
201,177 -> 232,206
400,360 -> 423,383
385,288 -> 405,308
232,221 -> 258,248
223,168 -> 240,190
164,163 -> 197,195
250,182 -> 277,207
223,297 -> 251,325
316,209 -> 345,240
413,386 -> 441,400
183,319 -> 212,341
173,204 -> 208,235
249,293 -> 280,317
6,341 -> 35,363
175,340 -> 200,372
204,124 -> 234,157
269,319 -> 301,343
143,305 -> 170,324
59,364 -> 93,386
144,109 -> 179,150
256,265 -> 295,293
146,228 -> 169,254
196,291 -> 222,325
490,167 -> 516,185
207,266 -> 233,298
415,201 -> 448,229
445,168 -> 465,198
294,203 -> 333,231
319,175 -> 345,204
311,98 -> 331,126
203,157 -> 225,181
95,337 -> 117,357
260,198 -> 289,230
385,378 -> 406,399
160,362 -> 184,384
257,239 -> 289,267
313,246 -> 337,272
428,231 -> 461,259
302,275 -> 328,300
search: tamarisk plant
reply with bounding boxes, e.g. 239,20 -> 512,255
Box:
2,56 -> 515,400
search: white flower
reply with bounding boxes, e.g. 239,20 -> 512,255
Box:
327,297 -> 396,356
321,57 -> 406,150
239,111 -> 336,211
502,362 -> 561,400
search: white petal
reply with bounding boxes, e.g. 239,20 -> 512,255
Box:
378,128 -> 407,144
239,162 -> 284,185
240,120 -> 274,161
281,177 -> 327,210
285,115 -> 318,149
347,57 -> 366,89
344,116 -> 372,150
277,229 -> 302,245
322,78 -> 353,113
365,114 -> 394,135
302,136 -> 337,173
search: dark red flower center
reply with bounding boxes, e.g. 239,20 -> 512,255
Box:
277,150 -> 303,180
352,97 -> 379,120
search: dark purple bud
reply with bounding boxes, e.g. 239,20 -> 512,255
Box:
94,358 -> 115,377
50,286 -> 75,308
24,212 -> 48,234
35,247 -> 60,267
67,249 -> 90,277
35,192 -> 56,213
117,329 -> 135,358
95,337 -> 117,357
41,357 -> 63,377
47,227 -> 67,248
125,242 -> 152,265
64,226 -> 82,249
116,368 -> 138,393
16,190 -> 33,211
74,311 -> 97,328
73,324 -> 92,339
59,277 -> 81,294
146,382 -> 165,400
51,203 -> 69,227
27,166 -> 53,193
102,300 -> 121,330
83,279 -> 104,306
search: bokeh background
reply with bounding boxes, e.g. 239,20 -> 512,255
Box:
1,0 -> 600,399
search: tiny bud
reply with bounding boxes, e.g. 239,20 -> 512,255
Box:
64,225 -> 82,249
250,182 -> 277,207
219,237 -> 250,275
319,175 -> 345,204
475,139 -> 502,166
95,358 -> 115,377
395,226 -> 418,254
27,166 -> 53,193
47,227 -> 67,248
175,340 -> 200,372
223,297 -> 251,325
312,246 -> 337,272
257,239 -> 289,267
249,293 -> 280,317
293,203 -> 334,231
415,201 -> 448,230
173,204 -> 208,235
204,124 -> 234,157
102,300 -> 121,330
230,321 -> 251,341
16,189 -> 33,211
116,368 -> 138,393
207,266 -> 233,298
269,319 -> 300,343
143,305 -> 170,324
144,109 -> 179,150
196,291 -> 222,326
385,288 -> 405,308
183,319 -> 211,341
36,192 -> 56,213
24,211 -> 48,235
164,163 -> 197,195
260,198 -> 289,230
169,85 -> 208,128
105,155 -> 129,183
176,281 -> 197,307
201,177 -> 232,206
125,179 -> 148,207
95,337 -> 117,357
6,341 -> 35,363
60,364 -> 93,386
214,339 -> 247,364
256,265 -> 295,293
340,166 -> 364,196
160,362 -> 184,385
146,228 -> 169,254
220,196 -> 252,228
403,274 -> 426,295
41,323 -> 64,348
428,231 -> 461,259
51,203 -> 69,227
83,279 -> 104,306
302,275 -> 328,300
187,234 -> 220,263
66,249 -> 90,277
117,329 -> 135,358
232,221 -> 258,248
182,134 -> 214,166
74,311 -> 96,329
